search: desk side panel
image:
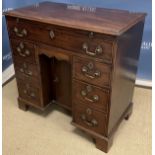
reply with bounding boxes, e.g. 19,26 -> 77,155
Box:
108,21 -> 145,134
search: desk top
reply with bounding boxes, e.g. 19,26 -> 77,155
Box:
4,1 -> 146,36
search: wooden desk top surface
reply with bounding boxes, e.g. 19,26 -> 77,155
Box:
4,1 -> 146,36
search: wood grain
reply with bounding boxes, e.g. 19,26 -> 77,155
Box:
4,2 -> 146,153
73,56 -> 111,88
4,1 -> 146,35
72,80 -> 109,113
73,103 -> 107,136
6,16 -> 114,62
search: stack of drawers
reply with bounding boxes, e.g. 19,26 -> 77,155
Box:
7,18 -> 42,109
11,39 -> 41,109
72,39 -> 113,138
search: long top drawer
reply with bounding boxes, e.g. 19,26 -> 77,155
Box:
6,16 -> 114,63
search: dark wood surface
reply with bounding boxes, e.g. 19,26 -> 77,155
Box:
17,79 -> 41,106
72,80 -> 109,113
73,103 -> 107,136
73,56 -> 111,88
54,58 -> 72,109
4,1 -> 146,35
10,39 -> 36,64
4,2 -> 146,153
108,21 -> 145,134
6,16 -> 114,63
14,59 -> 39,79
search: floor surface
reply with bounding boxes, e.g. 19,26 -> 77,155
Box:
3,79 -> 152,155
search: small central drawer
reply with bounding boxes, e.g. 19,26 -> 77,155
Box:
6,16 -> 113,62
72,80 -> 109,113
73,56 -> 111,88
73,103 -> 107,136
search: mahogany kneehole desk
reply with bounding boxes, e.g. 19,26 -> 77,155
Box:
4,1 -> 146,153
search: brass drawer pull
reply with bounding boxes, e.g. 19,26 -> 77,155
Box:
20,68 -> 33,76
89,32 -> 94,39
30,92 -> 35,97
53,76 -> 59,83
25,70 -> 33,76
81,114 -> 98,127
13,27 -> 27,37
84,95 -> 99,102
81,62 -> 101,79
19,63 -> 33,76
23,89 -> 36,98
81,85 -> 99,103
80,108 -> 98,127
16,42 -> 30,57
82,43 -> 103,56
49,30 -> 55,39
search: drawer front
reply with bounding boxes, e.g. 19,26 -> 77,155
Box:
73,57 -> 111,88
73,103 -> 107,136
72,80 -> 109,113
16,79 -> 41,106
11,39 -> 36,64
14,60 -> 39,80
6,17 -> 113,62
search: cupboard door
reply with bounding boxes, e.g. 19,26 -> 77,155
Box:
54,58 -> 72,110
